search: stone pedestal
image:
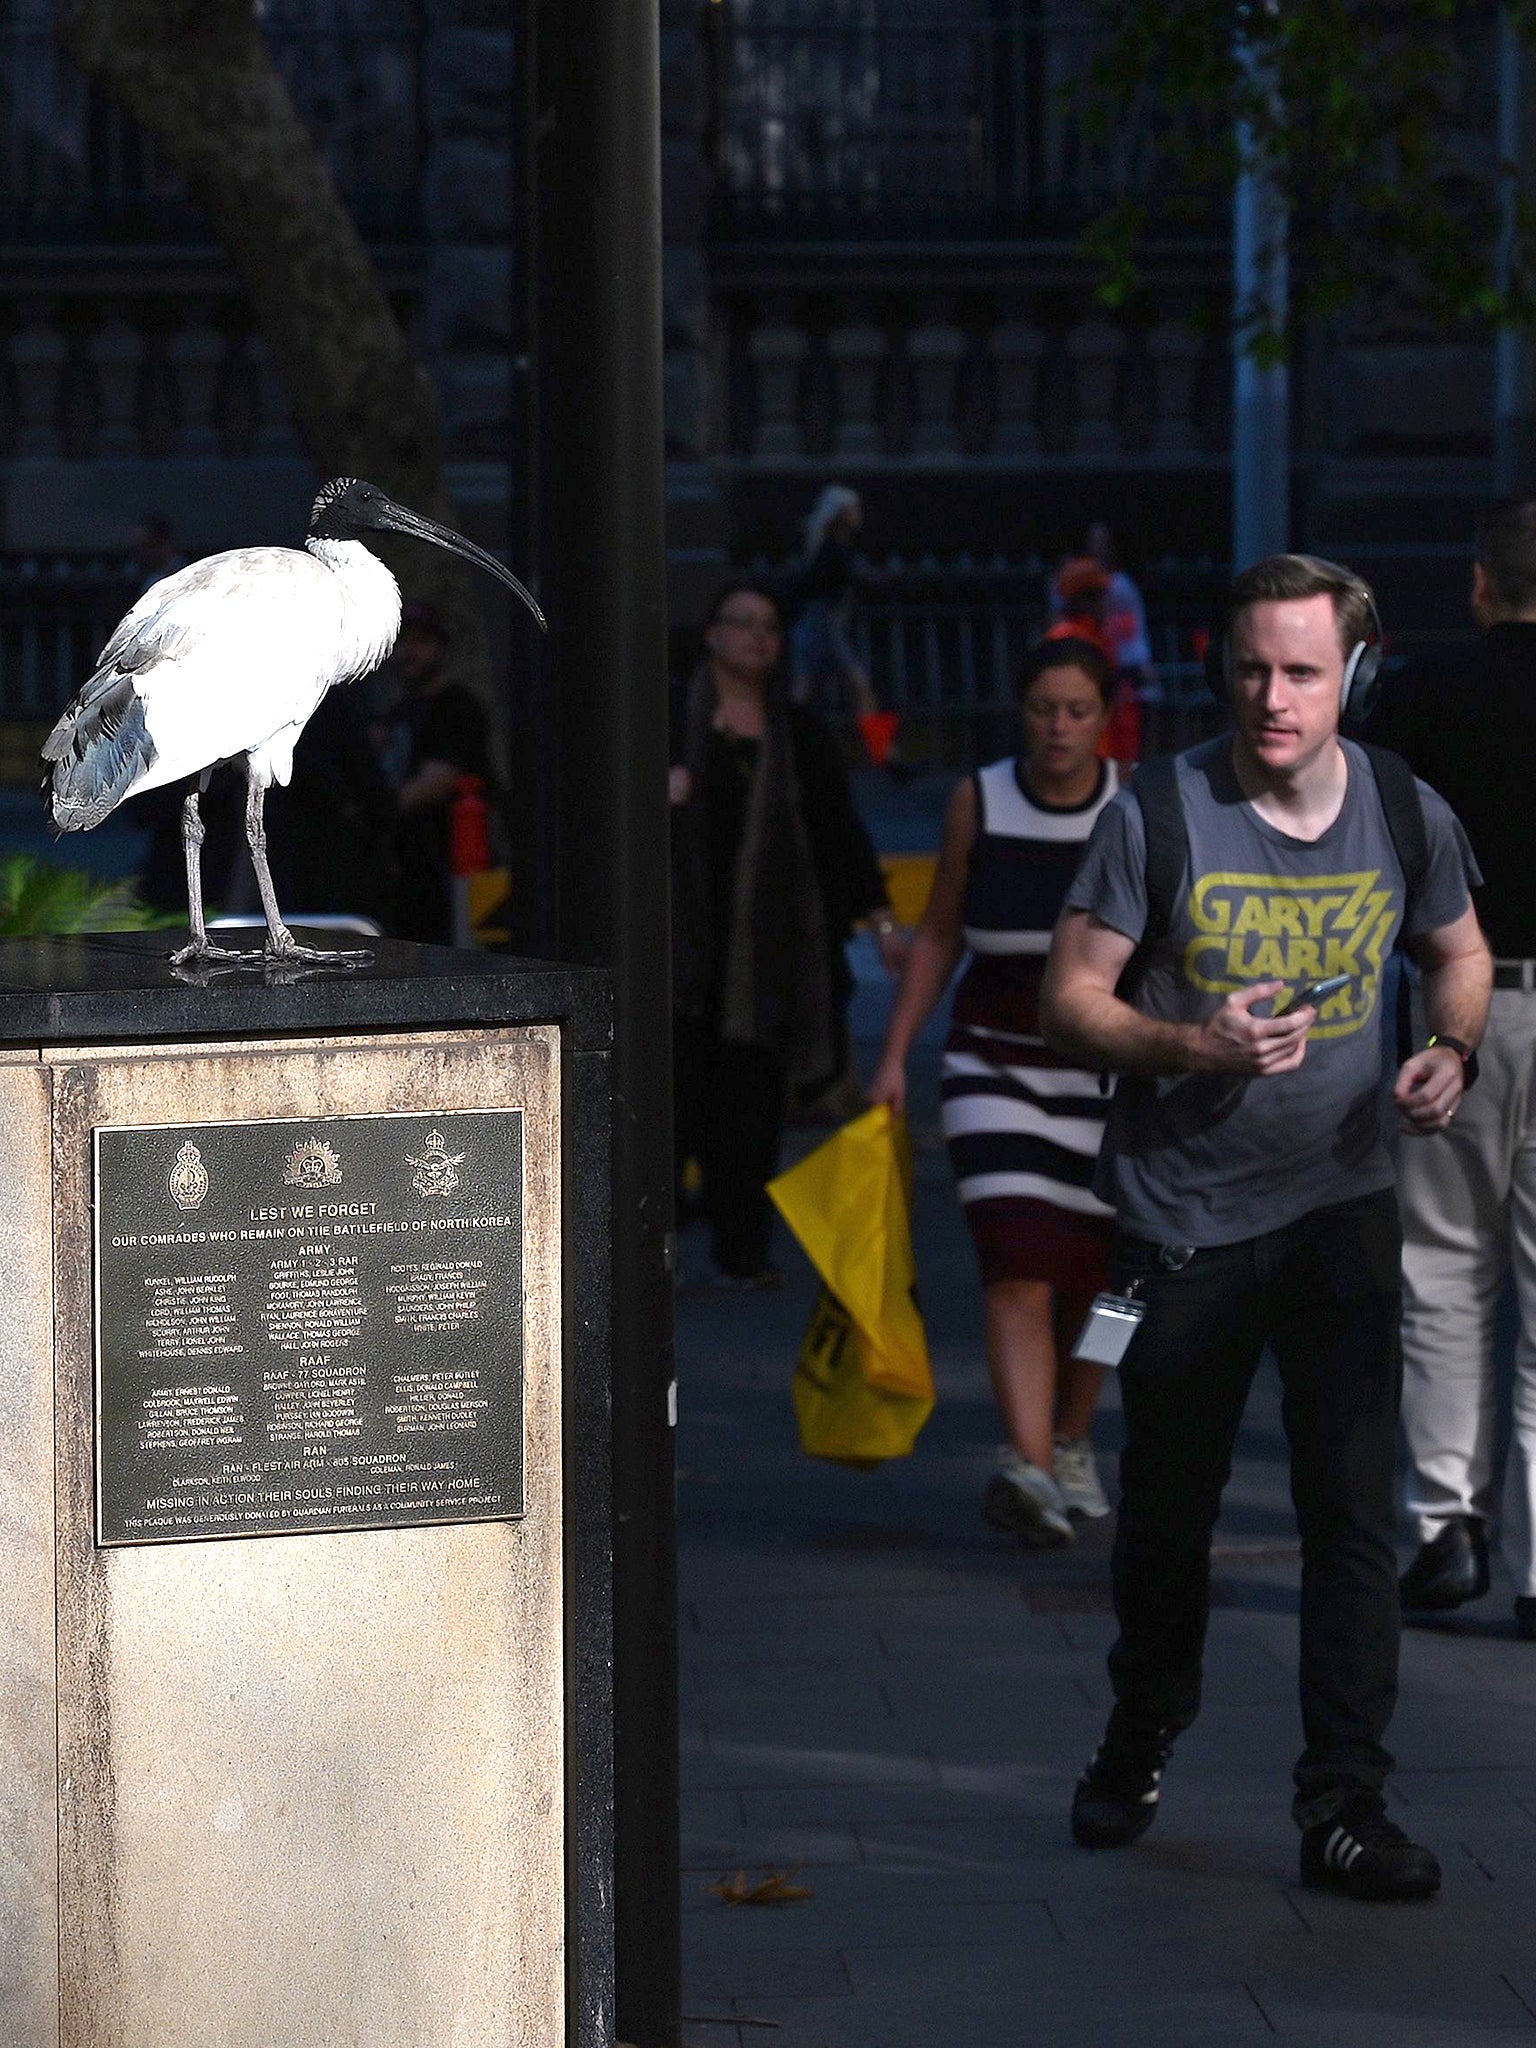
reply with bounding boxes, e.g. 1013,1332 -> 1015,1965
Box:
0,935 -> 612,2048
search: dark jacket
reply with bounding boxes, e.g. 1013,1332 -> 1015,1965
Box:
1369,622 -> 1536,957
783,706 -> 889,966
671,675 -> 887,1075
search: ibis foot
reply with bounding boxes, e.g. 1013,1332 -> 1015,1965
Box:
168,938 -> 264,970
264,940 -> 374,968
262,956 -> 364,986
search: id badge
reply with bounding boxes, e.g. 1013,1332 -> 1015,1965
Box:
1071,1285 -> 1146,1369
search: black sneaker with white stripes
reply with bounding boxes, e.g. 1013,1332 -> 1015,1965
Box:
1299,1791 -> 1441,1901
1070,1708 -> 1178,1849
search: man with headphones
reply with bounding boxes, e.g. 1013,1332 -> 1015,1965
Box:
1039,553 -> 1491,1901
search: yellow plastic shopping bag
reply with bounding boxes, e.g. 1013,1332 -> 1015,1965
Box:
767,1104 -> 935,1467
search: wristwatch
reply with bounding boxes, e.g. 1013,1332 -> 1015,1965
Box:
1427,1033 -> 1480,1091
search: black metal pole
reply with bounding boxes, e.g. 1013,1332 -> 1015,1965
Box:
524,3 -> 680,2045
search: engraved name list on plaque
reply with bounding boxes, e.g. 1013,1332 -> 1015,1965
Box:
93,1107 -> 525,1545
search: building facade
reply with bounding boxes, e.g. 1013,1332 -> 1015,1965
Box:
0,0 -> 515,551
0,0 -> 1508,742
670,0 -> 1504,656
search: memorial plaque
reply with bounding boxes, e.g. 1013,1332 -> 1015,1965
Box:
93,1108 -> 525,1545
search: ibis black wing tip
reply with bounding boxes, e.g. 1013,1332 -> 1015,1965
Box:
40,714 -> 74,766
39,767 -> 65,837
39,683 -> 155,835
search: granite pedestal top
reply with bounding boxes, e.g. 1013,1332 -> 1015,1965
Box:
0,931 -> 611,1052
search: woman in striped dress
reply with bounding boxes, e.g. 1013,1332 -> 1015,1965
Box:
870,637 -> 1120,1547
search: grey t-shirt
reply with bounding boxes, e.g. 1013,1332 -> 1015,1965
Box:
1063,737 -> 1479,1247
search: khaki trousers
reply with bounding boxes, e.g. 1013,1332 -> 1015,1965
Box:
1398,988 -> 1536,1596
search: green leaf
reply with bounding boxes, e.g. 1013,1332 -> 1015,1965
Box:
0,856 -> 173,937
1083,0 -> 1530,335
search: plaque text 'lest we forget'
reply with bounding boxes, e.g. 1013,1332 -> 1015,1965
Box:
92,1109 -> 525,1546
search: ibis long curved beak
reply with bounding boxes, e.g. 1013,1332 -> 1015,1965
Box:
371,498 -> 547,631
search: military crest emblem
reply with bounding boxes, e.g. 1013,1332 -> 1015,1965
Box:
407,1127 -> 464,1200
168,1141 -> 210,1211
282,1136 -> 343,1189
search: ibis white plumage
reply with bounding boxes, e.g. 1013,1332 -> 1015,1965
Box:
42,476 -> 544,968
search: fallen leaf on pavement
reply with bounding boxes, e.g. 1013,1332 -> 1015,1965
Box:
708,1869 -> 814,1906
683,2017 -> 781,2030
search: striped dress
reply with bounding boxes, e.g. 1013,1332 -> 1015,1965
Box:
941,756 -> 1119,1292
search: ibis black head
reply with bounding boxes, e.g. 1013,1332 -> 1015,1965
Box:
309,478 -> 546,630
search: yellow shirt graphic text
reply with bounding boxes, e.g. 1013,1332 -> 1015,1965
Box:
1182,870 -> 1396,1039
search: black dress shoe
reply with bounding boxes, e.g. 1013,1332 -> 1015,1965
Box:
1398,1517 -> 1490,1612
1516,1597 -> 1536,1640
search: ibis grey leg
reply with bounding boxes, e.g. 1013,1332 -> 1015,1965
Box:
182,790 -> 209,943
246,770 -> 370,966
245,773 -> 290,952
167,786 -> 260,968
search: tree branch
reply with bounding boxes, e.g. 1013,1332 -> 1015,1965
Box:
65,0 -> 503,717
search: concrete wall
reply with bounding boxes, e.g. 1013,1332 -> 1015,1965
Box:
0,1026 -> 566,2048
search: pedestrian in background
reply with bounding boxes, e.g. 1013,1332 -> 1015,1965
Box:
1374,496 -> 1536,1638
374,601 -> 493,943
787,484 -> 878,720
1083,520 -> 1156,687
870,636 -> 1120,1544
671,581 -> 903,1288
265,688 -> 398,928
1042,553 -> 1488,1901
1047,557 -> 1141,765
1047,556 -> 1114,659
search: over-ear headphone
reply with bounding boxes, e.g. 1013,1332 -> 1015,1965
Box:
1204,556 -> 1384,725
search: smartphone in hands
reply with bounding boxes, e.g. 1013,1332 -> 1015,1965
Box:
1277,972 -> 1352,1016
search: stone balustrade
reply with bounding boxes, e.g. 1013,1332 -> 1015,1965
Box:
729,299 -> 1226,465
0,554 -> 143,722
0,293 -> 310,465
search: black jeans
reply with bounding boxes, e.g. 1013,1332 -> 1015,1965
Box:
674,1016 -> 785,1277
1107,1188 -> 1404,1829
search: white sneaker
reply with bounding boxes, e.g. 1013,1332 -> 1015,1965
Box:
983,1447 -> 1074,1548
1054,1437 -> 1111,1519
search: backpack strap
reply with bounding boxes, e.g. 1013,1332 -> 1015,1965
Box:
1117,751 -> 1188,1004
1357,741 -> 1430,1064
1357,742 -> 1428,931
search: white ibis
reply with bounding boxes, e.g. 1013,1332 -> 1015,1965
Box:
41,476 -> 545,969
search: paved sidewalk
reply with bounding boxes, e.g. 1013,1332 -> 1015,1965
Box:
676,1092 -> 1536,2046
